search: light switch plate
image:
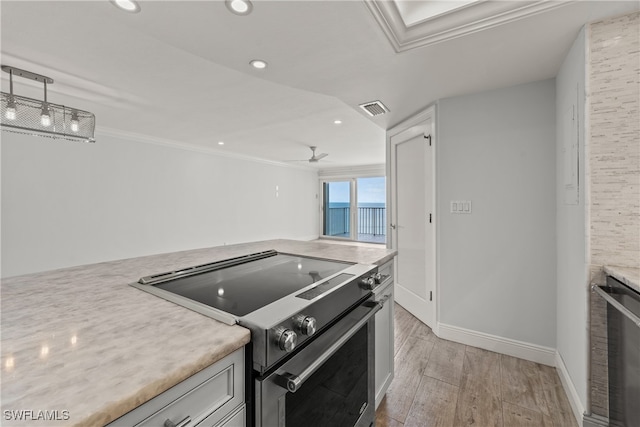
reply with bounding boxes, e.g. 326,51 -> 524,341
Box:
451,200 -> 472,214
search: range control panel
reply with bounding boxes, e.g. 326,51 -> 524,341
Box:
359,272 -> 390,290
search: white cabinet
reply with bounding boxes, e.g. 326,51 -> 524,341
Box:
108,348 -> 244,427
374,260 -> 394,408
206,404 -> 245,427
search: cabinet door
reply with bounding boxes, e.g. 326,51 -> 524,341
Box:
108,348 -> 244,427
374,278 -> 394,408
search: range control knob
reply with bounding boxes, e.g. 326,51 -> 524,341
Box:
373,273 -> 383,284
275,327 -> 297,353
294,315 -> 317,336
360,276 -> 376,290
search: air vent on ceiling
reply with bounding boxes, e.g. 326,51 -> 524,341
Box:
359,100 -> 389,117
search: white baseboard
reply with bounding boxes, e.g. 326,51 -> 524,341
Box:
395,286 -> 433,328
437,323 -> 586,426
437,322 -> 556,366
555,352 -> 585,427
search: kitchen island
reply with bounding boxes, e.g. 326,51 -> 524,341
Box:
1,239 -> 396,426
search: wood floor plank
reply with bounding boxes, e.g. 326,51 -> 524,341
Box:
422,336 -> 465,386
376,305 -> 578,427
500,355 -> 549,415
538,365 -> 578,427
393,303 -> 416,356
461,346 -> 502,388
383,334 -> 435,423
502,401 -> 553,427
376,397 -> 405,427
403,376 -> 459,427
409,317 -> 434,342
453,347 -> 503,427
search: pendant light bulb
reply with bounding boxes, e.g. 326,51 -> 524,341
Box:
5,97 -> 17,121
41,104 -> 51,127
70,111 -> 79,132
5,107 -> 17,121
40,80 -> 52,127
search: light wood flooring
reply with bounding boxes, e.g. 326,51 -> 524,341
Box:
375,304 -> 577,427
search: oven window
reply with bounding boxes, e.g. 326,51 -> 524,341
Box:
286,326 -> 368,427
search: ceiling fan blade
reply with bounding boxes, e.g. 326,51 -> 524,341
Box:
314,153 -> 328,160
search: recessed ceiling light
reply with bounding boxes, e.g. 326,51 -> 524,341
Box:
110,0 -> 141,13
334,120 -> 343,125
218,141 -> 225,145
250,60 -> 267,70
226,0 -> 253,16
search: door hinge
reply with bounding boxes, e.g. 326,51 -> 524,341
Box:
430,291 -> 433,301
429,213 -> 432,223
424,134 -> 432,146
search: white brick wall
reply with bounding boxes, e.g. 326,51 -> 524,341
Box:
589,11 -> 640,272
587,11 -> 639,417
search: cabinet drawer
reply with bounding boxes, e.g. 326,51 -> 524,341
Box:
199,404 -> 245,427
108,348 -> 244,427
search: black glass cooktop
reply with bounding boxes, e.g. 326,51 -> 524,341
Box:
155,254 -> 351,316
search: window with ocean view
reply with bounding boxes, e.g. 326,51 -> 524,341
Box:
322,177 -> 386,244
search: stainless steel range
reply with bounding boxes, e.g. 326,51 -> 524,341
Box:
132,250 -> 386,427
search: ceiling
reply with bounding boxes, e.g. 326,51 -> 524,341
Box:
394,1 -> 479,27
1,1 -> 638,168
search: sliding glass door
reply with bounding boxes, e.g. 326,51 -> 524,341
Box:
322,181 -> 352,239
356,177 -> 386,244
321,177 -> 386,244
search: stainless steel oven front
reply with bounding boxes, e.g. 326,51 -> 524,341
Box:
254,296 -> 381,427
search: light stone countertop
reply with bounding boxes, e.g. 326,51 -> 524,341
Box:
1,239 -> 396,426
604,265 -> 640,294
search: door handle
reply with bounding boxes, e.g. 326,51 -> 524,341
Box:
390,224 -> 396,230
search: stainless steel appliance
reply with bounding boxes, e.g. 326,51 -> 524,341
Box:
593,276 -> 640,427
132,250 -> 387,427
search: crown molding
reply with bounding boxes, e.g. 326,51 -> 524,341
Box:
95,126 -> 317,172
364,0 -> 573,53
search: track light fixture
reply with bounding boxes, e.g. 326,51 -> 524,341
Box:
1,65 -> 96,143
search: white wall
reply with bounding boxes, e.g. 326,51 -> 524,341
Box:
437,79 -> 557,348
555,28 -> 588,412
1,131 -> 319,278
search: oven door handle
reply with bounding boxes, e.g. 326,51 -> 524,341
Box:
274,300 -> 383,393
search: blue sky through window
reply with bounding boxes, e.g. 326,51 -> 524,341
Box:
358,177 -> 385,204
327,177 -> 385,205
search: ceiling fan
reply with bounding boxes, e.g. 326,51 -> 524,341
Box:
308,146 -> 328,163
285,146 -> 329,164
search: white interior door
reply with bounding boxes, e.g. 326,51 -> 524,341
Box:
390,119 -> 435,328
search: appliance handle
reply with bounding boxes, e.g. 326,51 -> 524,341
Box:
275,300 -> 383,393
377,293 -> 391,305
592,284 -> 640,328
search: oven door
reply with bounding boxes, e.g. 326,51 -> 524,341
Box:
255,298 -> 381,427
